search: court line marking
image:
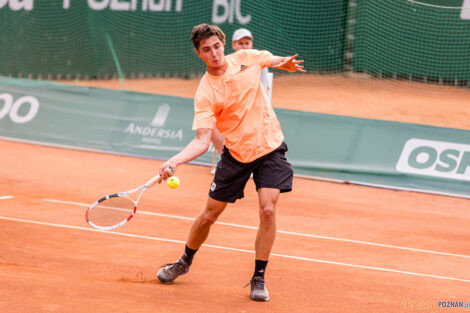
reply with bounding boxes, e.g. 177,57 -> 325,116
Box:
42,198 -> 470,260
0,196 -> 14,200
0,215 -> 469,284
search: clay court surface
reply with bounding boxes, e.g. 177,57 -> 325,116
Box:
1,76 -> 470,312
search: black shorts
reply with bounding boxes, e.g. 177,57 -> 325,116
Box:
209,142 -> 293,203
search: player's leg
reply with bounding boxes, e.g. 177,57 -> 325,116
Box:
255,187 -> 280,260
250,141 -> 293,301
158,146 -> 252,284
157,197 -> 227,283
248,187 -> 279,301
157,197 -> 226,282
187,197 -> 228,250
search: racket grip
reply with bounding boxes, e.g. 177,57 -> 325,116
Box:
145,167 -> 173,187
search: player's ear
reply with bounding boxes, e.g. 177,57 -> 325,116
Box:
195,48 -> 201,58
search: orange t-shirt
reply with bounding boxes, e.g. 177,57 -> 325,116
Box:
192,49 -> 284,163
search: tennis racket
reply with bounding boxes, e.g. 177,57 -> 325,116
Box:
86,168 -> 173,230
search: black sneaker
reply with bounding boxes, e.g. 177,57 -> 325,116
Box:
247,276 -> 270,301
157,258 -> 190,283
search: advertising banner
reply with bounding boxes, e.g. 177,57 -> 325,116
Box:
0,77 -> 208,163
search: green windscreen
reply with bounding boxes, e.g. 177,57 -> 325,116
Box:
351,0 -> 470,84
2,0 -> 469,83
0,0 -> 348,79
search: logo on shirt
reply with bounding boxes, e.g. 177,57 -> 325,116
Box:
240,64 -> 247,71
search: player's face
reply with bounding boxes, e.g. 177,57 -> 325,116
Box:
232,37 -> 253,51
196,35 -> 225,69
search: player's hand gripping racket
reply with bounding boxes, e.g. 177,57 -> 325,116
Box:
86,168 -> 173,230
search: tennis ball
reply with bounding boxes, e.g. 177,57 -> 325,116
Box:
167,176 -> 180,189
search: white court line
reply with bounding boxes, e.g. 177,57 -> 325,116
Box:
0,196 -> 14,200
43,198 -> 470,260
0,215 -> 469,284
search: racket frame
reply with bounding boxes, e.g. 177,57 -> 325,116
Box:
86,171 -> 169,230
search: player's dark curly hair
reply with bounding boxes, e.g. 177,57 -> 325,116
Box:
190,24 -> 225,50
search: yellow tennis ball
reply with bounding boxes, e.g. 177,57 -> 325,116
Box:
167,176 -> 180,189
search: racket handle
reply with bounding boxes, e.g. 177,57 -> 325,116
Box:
145,167 -> 173,187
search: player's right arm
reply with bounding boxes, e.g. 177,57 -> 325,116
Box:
159,128 -> 212,179
159,80 -> 216,180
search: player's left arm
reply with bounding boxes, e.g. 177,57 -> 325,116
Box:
270,54 -> 305,73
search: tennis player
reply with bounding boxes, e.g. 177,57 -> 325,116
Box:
157,23 -> 305,301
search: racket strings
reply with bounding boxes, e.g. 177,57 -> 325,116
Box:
87,196 -> 136,228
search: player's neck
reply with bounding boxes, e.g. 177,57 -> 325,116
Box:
207,59 -> 228,77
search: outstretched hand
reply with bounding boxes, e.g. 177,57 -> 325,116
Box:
272,54 -> 306,73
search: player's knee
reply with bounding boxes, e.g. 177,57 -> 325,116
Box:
259,205 -> 275,225
200,212 -> 217,227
